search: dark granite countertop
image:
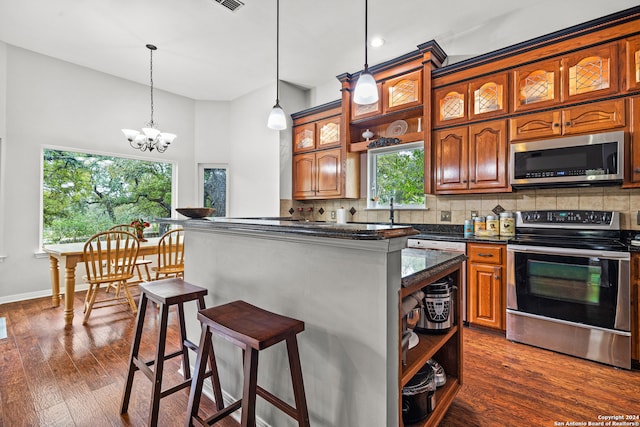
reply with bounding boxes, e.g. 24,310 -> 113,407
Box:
157,217 -> 419,240
401,248 -> 466,288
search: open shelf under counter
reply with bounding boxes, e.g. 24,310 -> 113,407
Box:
404,378 -> 461,427
401,327 -> 458,386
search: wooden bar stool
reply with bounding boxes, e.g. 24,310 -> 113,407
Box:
185,300 -> 310,427
121,278 -> 224,427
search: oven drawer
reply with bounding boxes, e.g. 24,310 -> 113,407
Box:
468,243 -> 504,264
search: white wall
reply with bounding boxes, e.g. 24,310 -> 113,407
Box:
0,45 -> 198,301
309,78 -> 342,108
0,44 -> 313,302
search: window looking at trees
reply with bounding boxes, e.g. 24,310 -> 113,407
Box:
199,164 -> 228,217
42,148 -> 174,245
367,141 -> 425,209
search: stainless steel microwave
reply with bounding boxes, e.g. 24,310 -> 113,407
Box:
509,130 -> 625,188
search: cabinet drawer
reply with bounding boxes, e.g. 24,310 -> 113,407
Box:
468,244 -> 504,264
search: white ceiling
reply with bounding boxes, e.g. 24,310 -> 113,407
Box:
0,0 -> 636,101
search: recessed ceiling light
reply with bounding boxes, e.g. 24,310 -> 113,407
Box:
371,37 -> 385,48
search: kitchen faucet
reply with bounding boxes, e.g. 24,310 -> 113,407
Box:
389,197 -> 394,225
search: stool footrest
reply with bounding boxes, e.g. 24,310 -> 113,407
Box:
183,339 -> 198,352
199,399 -> 243,425
159,378 -> 191,399
256,385 -> 298,419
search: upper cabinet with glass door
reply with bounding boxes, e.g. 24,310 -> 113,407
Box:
563,43 -> 619,102
513,43 -> 619,111
293,115 -> 341,154
433,73 -> 508,126
382,69 -> 423,114
625,35 -> 640,92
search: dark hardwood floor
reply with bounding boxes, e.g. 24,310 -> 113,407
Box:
1,293 -> 639,426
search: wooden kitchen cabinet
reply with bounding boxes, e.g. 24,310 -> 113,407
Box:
383,69 -> 423,114
434,120 -> 508,194
625,35 -> 640,92
509,98 -> 625,142
292,148 -> 343,199
467,243 -> 506,331
563,43 -> 619,103
469,73 -> 508,121
351,83 -> 383,121
293,116 -> 341,154
292,100 -> 359,200
631,252 -> 640,363
512,59 -> 562,112
628,97 -> 640,185
432,74 -> 507,127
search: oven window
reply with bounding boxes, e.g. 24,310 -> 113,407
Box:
528,260 -> 603,305
513,252 -> 620,329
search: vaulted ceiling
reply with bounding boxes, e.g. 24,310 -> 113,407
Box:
0,0 -> 635,101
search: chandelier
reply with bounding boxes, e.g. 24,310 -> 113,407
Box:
122,44 -> 176,153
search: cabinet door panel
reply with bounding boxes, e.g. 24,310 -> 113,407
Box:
468,120 -> 508,190
512,60 -> 562,112
293,124 -> 316,153
316,117 -> 341,149
563,43 -> 619,102
562,99 -> 625,135
509,111 -> 561,142
625,35 -> 640,92
351,83 -> 383,120
469,263 -> 503,329
383,69 -> 422,114
469,73 -> 508,121
630,97 -> 640,184
434,128 -> 468,191
433,83 -> 468,127
316,149 -> 342,198
292,153 -> 316,199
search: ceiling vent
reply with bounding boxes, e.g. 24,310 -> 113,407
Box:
212,0 -> 244,12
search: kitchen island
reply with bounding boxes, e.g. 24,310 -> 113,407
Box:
170,218 -> 464,427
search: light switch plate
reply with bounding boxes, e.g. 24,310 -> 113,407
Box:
441,210 -> 451,222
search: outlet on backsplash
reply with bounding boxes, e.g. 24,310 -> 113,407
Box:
331,211 -> 336,219
470,210 -> 478,218
441,210 -> 451,222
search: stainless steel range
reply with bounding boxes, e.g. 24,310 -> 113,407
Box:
506,210 -> 631,369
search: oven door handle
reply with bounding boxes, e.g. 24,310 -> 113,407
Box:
506,244 -> 630,260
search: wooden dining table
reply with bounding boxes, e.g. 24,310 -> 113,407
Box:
43,237 -> 161,326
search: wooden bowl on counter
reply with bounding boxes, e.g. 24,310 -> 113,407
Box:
175,207 -> 216,219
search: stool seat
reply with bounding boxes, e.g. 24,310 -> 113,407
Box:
198,300 -> 305,350
140,278 -> 209,305
186,300 -> 310,427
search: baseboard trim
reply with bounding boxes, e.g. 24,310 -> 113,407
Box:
0,284 -> 89,305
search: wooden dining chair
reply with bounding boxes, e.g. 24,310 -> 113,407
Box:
109,224 -> 152,283
82,230 -> 140,324
151,228 -> 184,280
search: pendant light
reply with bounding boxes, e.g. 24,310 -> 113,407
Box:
267,0 -> 287,130
122,44 -> 176,153
353,0 -> 378,105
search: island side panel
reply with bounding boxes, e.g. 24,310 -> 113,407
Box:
183,227 -> 406,427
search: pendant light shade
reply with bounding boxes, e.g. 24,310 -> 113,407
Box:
267,0 -> 287,130
353,0 -> 378,105
267,102 -> 287,130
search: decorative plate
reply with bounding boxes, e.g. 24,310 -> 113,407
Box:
387,120 -> 408,136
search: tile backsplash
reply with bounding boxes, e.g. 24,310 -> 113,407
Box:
281,187 -> 640,230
